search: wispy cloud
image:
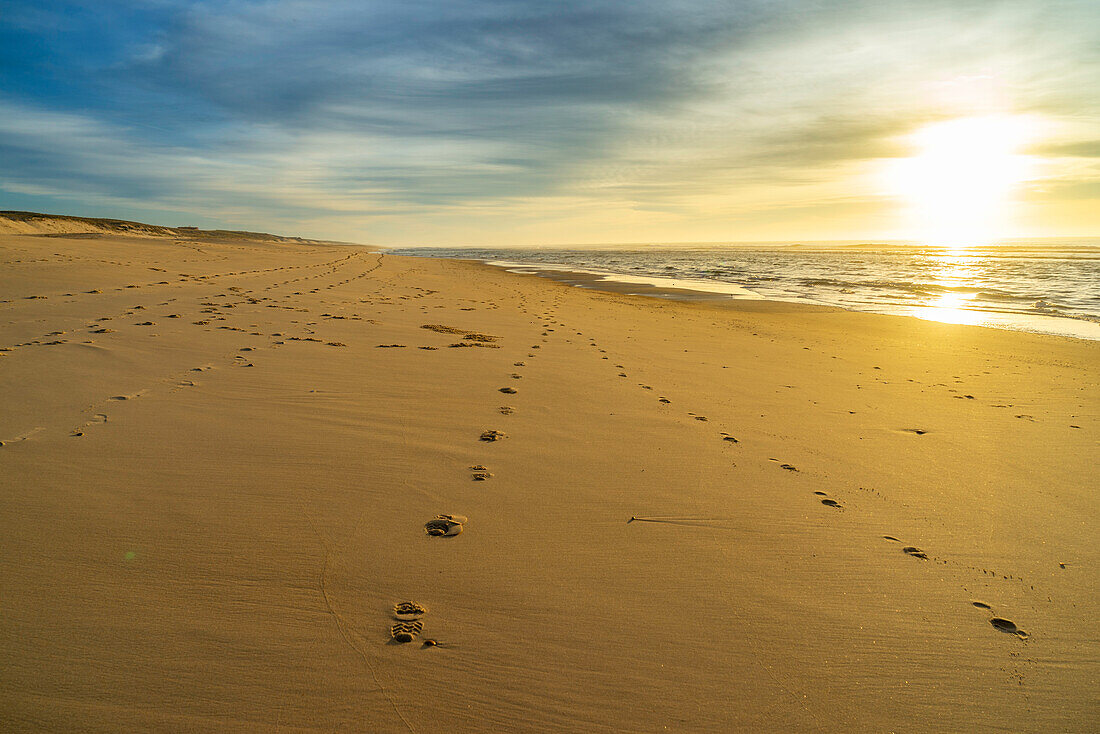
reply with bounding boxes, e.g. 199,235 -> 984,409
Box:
1,0 -> 1097,242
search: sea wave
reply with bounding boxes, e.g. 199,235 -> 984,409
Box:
388,243 -> 1100,339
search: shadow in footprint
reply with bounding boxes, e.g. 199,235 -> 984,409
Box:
902,546 -> 928,560
425,514 -> 468,536
108,391 -> 147,401
390,620 -> 423,643
990,617 -> 1029,639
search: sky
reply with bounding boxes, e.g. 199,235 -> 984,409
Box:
1,0 -> 1098,246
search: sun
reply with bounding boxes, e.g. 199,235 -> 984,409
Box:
886,115 -> 1037,247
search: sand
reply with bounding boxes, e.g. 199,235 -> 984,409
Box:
0,221 -> 1096,732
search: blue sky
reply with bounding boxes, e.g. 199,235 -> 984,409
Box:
1,0 -> 1097,244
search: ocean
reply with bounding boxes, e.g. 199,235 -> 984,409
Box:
388,241 -> 1100,341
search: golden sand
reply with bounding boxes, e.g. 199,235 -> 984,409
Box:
1,221 -> 1096,731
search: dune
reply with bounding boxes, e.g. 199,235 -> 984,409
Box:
0,215 -> 1096,732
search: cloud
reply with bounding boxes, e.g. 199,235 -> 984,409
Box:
1,0 -> 1097,242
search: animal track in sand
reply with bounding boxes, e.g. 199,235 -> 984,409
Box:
480,430 -> 506,442
499,406 -> 514,415
499,387 -> 517,394
972,601 -> 992,609
376,344 -> 406,348
901,546 -> 928,560
470,465 -> 493,480
820,498 -> 842,509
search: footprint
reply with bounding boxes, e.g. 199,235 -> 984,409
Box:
0,427 -> 45,446
658,397 -> 671,404
108,391 -> 147,401
972,601 -> 992,610
902,546 -> 928,560
480,430 -> 506,442
499,406 -> 514,415
820,498 -> 842,509
393,601 -> 427,620
425,514 -> 468,537
470,465 -> 492,481
990,617 -> 1029,639
391,619 -> 424,643
499,387 -> 518,394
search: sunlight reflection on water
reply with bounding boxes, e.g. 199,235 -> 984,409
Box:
392,242 -> 1100,340
915,252 -> 986,326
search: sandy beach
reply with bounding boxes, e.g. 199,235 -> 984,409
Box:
1,218 -> 1096,732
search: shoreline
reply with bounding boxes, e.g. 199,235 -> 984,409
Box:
389,249 -> 1100,342
2,231 -> 1096,732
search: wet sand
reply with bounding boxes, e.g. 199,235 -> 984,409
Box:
1,224 -> 1097,732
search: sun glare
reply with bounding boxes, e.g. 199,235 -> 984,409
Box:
887,116 -> 1037,247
